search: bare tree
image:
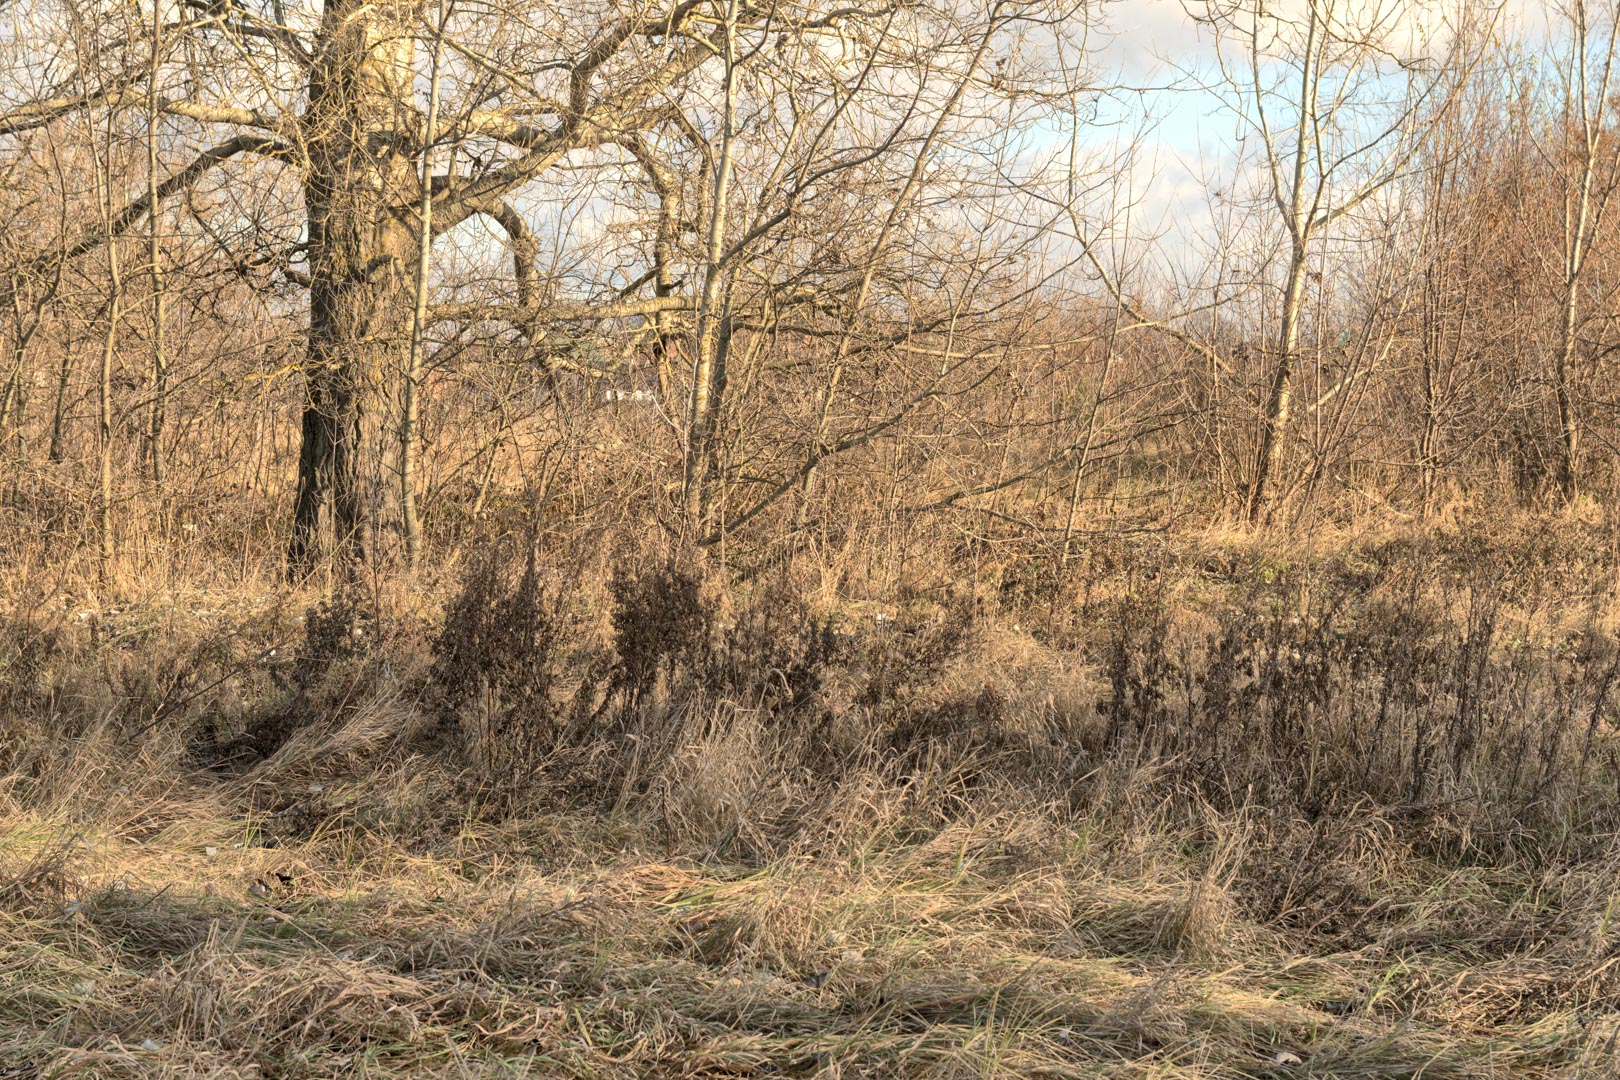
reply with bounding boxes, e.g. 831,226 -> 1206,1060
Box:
400,0 -> 451,567
0,0 -> 1092,571
1538,0 -> 1620,501
1191,0 -> 1498,522
145,0 -> 168,490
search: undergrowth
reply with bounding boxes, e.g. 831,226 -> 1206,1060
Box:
2,517 -> 1619,1077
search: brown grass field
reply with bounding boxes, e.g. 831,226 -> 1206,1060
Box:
5,514 -> 1620,1078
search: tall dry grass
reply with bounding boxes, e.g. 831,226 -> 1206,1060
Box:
3,511 -> 1620,1076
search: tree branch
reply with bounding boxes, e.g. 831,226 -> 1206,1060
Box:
30,135 -> 290,284
430,295 -> 693,326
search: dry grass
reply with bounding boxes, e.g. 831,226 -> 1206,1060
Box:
3,517 -> 1620,1078
2,779 -> 1614,1078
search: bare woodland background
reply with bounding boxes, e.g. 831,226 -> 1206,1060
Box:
11,3 -> 1620,1074
4,0 -> 1619,590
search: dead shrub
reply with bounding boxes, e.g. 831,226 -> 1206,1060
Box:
430,535 -> 605,795
1097,536 -> 1620,852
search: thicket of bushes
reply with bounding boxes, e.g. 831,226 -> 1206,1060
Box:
5,513 -> 1618,868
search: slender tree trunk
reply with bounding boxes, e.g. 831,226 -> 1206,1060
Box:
1554,170 -> 1589,503
147,1 -> 167,490
3,272 -> 61,457
796,21 -> 998,528
0,319 -> 37,452
0,341 -> 19,446
1553,142 -> 1595,504
1418,167 -> 1441,518
683,0 -> 739,535
48,350 -> 72,464
147,222 -> 168,488
288,0 -> 417,575
1553,316 -> 1581,502
1244,4 -> 1321,525
1062,307 -> 1119,561
1247,250 -> 1309,523
1420,364 -> 1439,516
86,79 -> 124,583
628,138 -> 681,402
98,237 -> 122,583
401,0 -> 447,568
1547,0 -> 1620,505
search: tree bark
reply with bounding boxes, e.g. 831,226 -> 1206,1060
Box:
1247,251 -> 1308,523
683,0 -> 739,537
288,0 -> 417,575
97,230 -> 122,584
147,0 -> 167,490
401,0 -> 447,569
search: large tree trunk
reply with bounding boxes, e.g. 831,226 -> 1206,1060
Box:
288,0 -> 418,574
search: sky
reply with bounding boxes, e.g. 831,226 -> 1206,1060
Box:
1080,0 -> 1556,259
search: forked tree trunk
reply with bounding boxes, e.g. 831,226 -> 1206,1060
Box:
288,0 -> 417,574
